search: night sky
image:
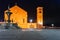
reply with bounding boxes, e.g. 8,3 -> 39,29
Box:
0,0 -> 60,26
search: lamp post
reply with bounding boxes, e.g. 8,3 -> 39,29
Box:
51,24 -> 54,27
5,6 -> 12,29
30,19 -> 33,28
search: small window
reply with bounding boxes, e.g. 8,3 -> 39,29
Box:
39,11 -> 41,13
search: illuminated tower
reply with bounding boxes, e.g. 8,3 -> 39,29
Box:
37,7 -> 43,26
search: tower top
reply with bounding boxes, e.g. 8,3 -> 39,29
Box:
37,7 -> 43,10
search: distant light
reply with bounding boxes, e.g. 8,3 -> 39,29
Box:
30,19 -> 33,23
51,24 -> 54,27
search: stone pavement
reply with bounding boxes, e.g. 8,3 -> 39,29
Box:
0,29 -> 60,40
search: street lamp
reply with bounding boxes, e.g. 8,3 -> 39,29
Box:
30,19 -> 33,23
29,19 -> 33,28
51,24 -> 54,27
6,6 -> 12,23
5,6 -> 12,29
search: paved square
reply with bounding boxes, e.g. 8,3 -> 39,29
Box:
0,29 -> 60,40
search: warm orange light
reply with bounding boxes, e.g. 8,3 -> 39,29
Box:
38,21 -> 43,25
4,5 -> 27,28
37,7 -> 43,25
4,5 -> 43,29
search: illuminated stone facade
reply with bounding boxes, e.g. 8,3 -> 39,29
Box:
37,7 -> 43,29
4,5 -> 43,29
37,7 -> 43,25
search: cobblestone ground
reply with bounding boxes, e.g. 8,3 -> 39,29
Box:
0,29 -> 60,40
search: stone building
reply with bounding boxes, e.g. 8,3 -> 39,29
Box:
4,4 -> 43,29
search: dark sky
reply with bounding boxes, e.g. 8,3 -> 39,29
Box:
0,0 -> 60,26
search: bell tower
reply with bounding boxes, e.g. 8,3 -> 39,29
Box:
37,7 -> 43,26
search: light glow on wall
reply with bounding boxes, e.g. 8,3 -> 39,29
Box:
38,21 -> 43,25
